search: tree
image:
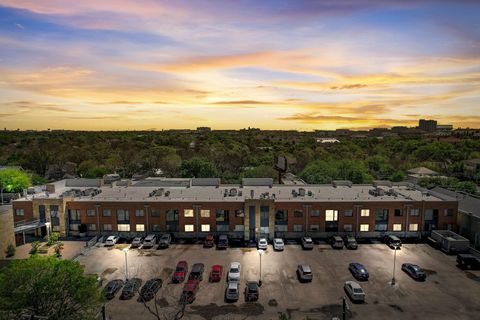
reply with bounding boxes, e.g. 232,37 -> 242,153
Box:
0,169 -> 31,193
0,256 -> 103,320
181,157 -> 218,178
390,170 -> 405,182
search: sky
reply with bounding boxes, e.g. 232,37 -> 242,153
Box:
0,0 -> 479,131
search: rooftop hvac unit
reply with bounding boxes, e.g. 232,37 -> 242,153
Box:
238,191 -> 243,196
298,188 -> 306,196
229,188 -> 237,197
250,190 -> 254,198
164,190 -> 170,197
307,190 -> 313,196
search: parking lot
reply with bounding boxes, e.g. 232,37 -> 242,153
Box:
77,242 -> 480,320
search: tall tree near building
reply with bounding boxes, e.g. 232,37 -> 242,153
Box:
0,168 -> 31,193
0,256 -> 103,320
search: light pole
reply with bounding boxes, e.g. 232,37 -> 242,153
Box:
391,245 -> 398,285
45,222 -> 51,243
123,248 -> 129,281
257,249 -> 264,286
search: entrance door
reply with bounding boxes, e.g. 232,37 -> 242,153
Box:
249,206 -> 256,241
39,205 -> 46,222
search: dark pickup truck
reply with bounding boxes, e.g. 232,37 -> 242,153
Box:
457,254 -> 480,270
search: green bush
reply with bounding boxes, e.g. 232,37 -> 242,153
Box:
5,244 -> 15,257
45,231 -> 60,246
29,241 -> 41,255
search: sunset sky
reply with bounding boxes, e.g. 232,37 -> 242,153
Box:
0,0 -> 479,131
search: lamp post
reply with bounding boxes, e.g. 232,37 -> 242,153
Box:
391,245 -> 398,285
257,249 -> 264,286
123,248 -> 129,281
45,222 -> 51,243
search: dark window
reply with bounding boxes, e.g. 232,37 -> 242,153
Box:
294,210 -> 303,218
151,209 -> 161,217
310,210 -> 321,217
216,210 -> 229,223
444,209 -> 454,217
394,209 -> 402,217
235,209 -> 244,217
117,209 -> 129,222
152,224 -> 161,232
375,209 -> 388,221
344,209 -> 353,217
69,209 -> 80,221
87,209 -> 96,217
166,209 -> 179,222
275,210 -> 287,221
102,209 -> 111,217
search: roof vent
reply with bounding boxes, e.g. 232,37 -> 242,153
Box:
298,188 -> 306,197
250,190 -> 254,199
307,190 -> 313,196
229,188 -> 237,197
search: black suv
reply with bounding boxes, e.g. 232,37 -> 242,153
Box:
457,254 -> 480,270
120,278 -> 142,300
140,278 -> 163,301
103,279 -> 124,300
188,263 -> 205,281
217,235 -> 229,249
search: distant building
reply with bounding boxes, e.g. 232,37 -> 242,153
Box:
437,124 -> 453,131
407,167 -> 439,183
419,119 -> 437,132
464,159 -> 480,180
316,138 -> 340,144
196,127 -> 211,133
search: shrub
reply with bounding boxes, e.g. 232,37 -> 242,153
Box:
29,241 -> 41,255
5,244 -> 15,257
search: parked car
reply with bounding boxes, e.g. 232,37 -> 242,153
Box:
120,278 -> 142,300
209,265 -> 223,282
343,235 -> 358,250
257,237 -> 268,250
344,281 -> 365,303
228,262 -> 241,282
172,261 -> 189,283
244,281 -> 259,302
140,278 -> 163,301
401,263 -> 426,281
384,235 -> 402,249
330,236 -> 344,249
142,234 -> 157,248
131,237 -> 144,248
180,279 -> 199,304
349,263 -> 369,281
301,237 -> 314,250
297,264 -> 313,282
273,238 -> 285,251
204,234 -> 215,247
225,281 -> 240,302
103,279 -> 124,300
105,236 -> 119,246
217,234 -> 229,249
189,263 -> 205,281
158,234 -> 172,248
456,254 -> 480,270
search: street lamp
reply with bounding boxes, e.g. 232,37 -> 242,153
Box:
257,249 -> 264,286
45,222 -> 51,243
391,245 -> 398,285
123,248 -> 129,281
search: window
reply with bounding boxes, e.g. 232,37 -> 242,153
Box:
275,225 -> 287,232
103,224 -> 112,231
87,209 -> 96,217
376,209 -> 388,220
15,209 -> 24,216
394,209 -> 403,217
360,209 -> 370,217
136,224 -> 145,232
375,224 -> 387,231
410,208 -> 419,216
344,209 -> 353,217
118,224 -> 130,232
117,209 -> 129,221
69,209 -> 80,221
69,224 -> 79,231
425,209 -> 434,220
360,224 -> 369,232
293,224 -> 303,232
235,209 -> 244,217
185,224 -> 194,232
217,225 -> 228,232
393,224 -> 402,231
102,209 -> 112,217
444,209 -> 454,217
166,210 -> 178,221
275,210 -> 287,221
293,210 -> 303,218
409,223 -> 418,231
443,223 -> 453,230
151,209 -> 161,217
200,210 -> 210,218
152,224 -> 161,232
135,209 -> 144,217
234,225 -> 244,232
310,210 -> 321,217
87,224 -> 96,231
50,205 -> 59,217
216,210 -> 229,222
184,209 -> 194,217
201,224 -> 210,232
344,224 -> 353,232
325,210 -> 339,221
310,224 -> 320,231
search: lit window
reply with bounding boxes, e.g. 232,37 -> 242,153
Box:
325,210 -> 338,221
360,209 -> 370,217
15,209 -> 25,216
117,224 -> 130,232
360,224 -> 369,232
200,210 -> 210,218
136,224 -> 145,232
409,224 -> 418,231
184,209 -> 194,217
185,224 -> 194,232
393,224 -> 402,231
201,224 -> 210,232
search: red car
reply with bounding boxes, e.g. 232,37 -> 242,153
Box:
172,261 -> 188,283
209,265 -> 223,282
204,234 -> 214,247
180,279 -> 199,304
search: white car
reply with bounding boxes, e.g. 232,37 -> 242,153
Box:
258,238 -> 268,250
344,281 -> 365,302
105,236 -> 119,246
273,238 -> 284,251
228,262 -> 241,282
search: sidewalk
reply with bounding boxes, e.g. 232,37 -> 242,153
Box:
6,240 -> 87,260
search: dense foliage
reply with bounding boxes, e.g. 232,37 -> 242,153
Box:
0,256 -> 102,320
0,168 -> 31,192
0,131 -> 478,193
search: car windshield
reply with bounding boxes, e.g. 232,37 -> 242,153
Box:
353,288 -> 363,293
176,266 -> 185,272
228,289 -> 237,294
275,239 -> 282,243
230,268 -> 239,273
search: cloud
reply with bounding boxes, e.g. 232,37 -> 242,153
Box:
211,100 -> 270,105
330,84 -> 368,90
14,23 -> 24,29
